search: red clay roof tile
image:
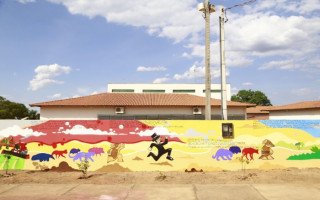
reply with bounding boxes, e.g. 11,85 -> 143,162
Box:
262,100 -> 320,111
247,106 -> 271,114
30,93 -> 255,107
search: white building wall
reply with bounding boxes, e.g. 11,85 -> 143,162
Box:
269,109 -> 320,119
40,106 -> 245,120
107,83 -> 231,100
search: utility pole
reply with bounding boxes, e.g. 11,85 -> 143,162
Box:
198,0 -> 215,120
220,6 -> 228,120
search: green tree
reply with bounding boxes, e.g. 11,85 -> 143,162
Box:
0,96 -> 39,119
231,90 -> 272,106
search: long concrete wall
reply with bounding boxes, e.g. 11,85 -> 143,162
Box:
0,120 -> 319,172
39,106 -> 246,120
269,108 -> 320,119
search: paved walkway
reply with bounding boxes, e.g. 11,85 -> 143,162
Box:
0,184 -> 319,200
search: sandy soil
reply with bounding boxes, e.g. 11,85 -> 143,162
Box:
1,167 -> 320,185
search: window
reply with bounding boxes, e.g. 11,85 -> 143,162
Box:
173,90 -> 195,93
203,89 -> 221,93
112,89 -> 134,93
143,90 -> 165,93
222,123 -> 234,138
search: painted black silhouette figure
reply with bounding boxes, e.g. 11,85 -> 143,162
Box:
147,133 -> 174,161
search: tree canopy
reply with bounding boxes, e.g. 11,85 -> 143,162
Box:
0,96 -> 39,119
231,89 -> 272,106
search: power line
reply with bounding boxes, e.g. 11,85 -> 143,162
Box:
224,0 -> 258,23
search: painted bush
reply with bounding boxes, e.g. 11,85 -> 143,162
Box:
0,120 -> 319,171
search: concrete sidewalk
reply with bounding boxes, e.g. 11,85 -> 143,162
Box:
0,184 -> 319,200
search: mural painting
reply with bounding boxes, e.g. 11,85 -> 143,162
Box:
0,120 -> 319,172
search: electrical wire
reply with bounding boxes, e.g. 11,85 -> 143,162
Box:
224,0 -> 258,23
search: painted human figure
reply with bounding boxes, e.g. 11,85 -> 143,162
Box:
147,133 -> 174,161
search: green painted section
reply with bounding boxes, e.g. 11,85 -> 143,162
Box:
7,157 -> 17,169
112,89 -> 134,93
143,90 -> 165,93
287,152 -> 320,160
0,154 -> 25,170
0,154 -> 6,169
14,157 -> 25,170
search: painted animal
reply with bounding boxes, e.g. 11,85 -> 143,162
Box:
212,148 -> 233,161
242,148 -> 259,160
69,152 -> 95,162
259,139 -> 275,160
107,143 -> 125,163
51,150 -> 67,158
70,148 -> 80,154
88,147 -> 105,156
32,153 -> 55,162
229,146 -> 241,154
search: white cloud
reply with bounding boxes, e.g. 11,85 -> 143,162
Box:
17,0 -> 35,3
28,64 -> 71,91
231,87 -> 239,96
259,56 -> 320,72
182,52 -> 192,58
47,0 -> 202,43
254,0 -> 320,15
77,87 -> 90,94
0,125 -> 46,139
48,93 -> 62,99
153,77 -> 170,84
226,52 -> 254,67
291,88 -> 313,96
226,14 -> 320,55
242,82 -> 253,86
43,0 -> 320,74
222,1 -> 320,72
63,125 -> 117,135
185,42 -> 253,68
137,66 -> 167,72
173,63 -> 230,81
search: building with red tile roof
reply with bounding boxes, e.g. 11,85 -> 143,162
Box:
30,93 -> 255,120
246,106 -> 271,120
261,100 -> 320,119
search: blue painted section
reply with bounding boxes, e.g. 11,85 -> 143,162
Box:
258,120 -> 320,137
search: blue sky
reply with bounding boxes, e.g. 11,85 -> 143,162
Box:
0,0 -> 320,109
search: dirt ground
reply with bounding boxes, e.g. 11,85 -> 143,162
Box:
1,167 -> 320,185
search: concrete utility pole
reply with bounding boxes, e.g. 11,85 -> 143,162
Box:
220,6 -> 228,120
198,0 -> 215,120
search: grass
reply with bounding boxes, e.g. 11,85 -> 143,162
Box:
287,152 -> 320,160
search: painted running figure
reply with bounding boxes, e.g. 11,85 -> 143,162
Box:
147,133 -> 174,161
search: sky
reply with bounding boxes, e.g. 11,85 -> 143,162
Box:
0,0 -> 320,109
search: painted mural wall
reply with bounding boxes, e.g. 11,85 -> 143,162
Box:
0,120 -> 320,172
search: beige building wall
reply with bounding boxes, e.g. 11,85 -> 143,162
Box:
107,83 -> 231,100
39,106 -> 246,120
269,108 -> 320,119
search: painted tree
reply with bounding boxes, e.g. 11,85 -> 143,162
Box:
0,137 -> 20,175
295,142 -> 304,150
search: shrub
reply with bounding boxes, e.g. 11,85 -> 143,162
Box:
77,157 -> 90,179
310,146 -> 320,153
